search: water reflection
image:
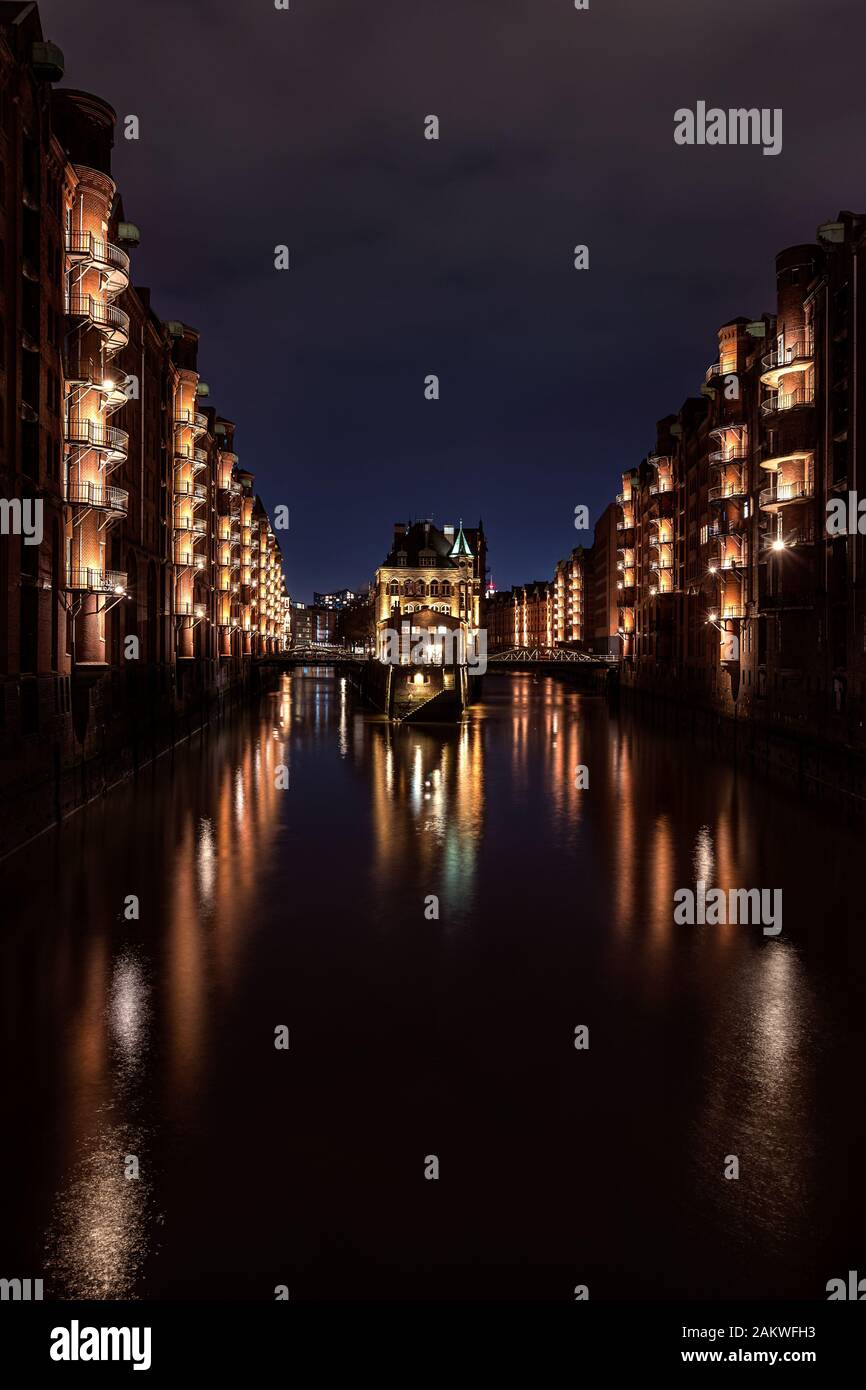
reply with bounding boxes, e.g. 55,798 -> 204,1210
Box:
0,670 -> 861,1299
368,718 -> 484,922
43,945 -> 152,1298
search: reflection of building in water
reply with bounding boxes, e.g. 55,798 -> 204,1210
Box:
45,677 -> 293,1296
165,686 -> 290,1093
369,718 -> 484,914
506,676 -> 586,819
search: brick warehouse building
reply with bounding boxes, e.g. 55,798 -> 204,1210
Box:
487,517 -> 617,656
487,211 -> 865,731
614,211 -> 866,751
0,5 -> 288,852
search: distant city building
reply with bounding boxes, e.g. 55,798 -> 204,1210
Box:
485,590 -> 515,651
312,607 -> 339,644
291,603 -> 313,646
515,581 -> 554,648
489,539 -> 608,653
313,589 -> 357,610
486,581 -> 553,650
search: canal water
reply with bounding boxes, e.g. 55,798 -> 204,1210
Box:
1,671 -> 863,1301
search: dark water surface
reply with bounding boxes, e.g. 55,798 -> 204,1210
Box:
1,671 -> 863,1300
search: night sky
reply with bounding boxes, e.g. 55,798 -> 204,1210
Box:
41,0 -> 866,601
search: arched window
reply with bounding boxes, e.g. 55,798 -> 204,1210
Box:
389,579 -> 399,595
441,582 -> 451,597
430,581 -> 439,596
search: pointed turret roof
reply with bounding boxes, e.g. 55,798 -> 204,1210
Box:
449,519 -> 473,557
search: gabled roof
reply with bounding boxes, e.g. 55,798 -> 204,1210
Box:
385,521 -> 458,567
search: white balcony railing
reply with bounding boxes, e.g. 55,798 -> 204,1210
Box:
760,385 -> 815,416
65,234 -> 130,290
761,340 -> 813,374
65,417 -> 129,459
709,479 -> 747,503
65,294 -> 130,348
67,567 -> 127,594
67,481 -> 129,515
759,480 -> 813,509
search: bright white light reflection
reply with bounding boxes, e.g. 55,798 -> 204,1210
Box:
693,825 -> 714,884
197,817 -> 215,906
108,953 -> 148,1065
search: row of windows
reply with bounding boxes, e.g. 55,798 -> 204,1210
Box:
388,579 -> 463,598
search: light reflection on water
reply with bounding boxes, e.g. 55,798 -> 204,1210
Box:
1,671 -> 862,1299
44,948 -> 153,1298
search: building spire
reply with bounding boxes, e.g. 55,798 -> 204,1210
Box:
450,519 -> 473,557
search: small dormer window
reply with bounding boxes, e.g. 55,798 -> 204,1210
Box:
396,551 -> 407,566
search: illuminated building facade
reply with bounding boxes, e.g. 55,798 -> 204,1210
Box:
371,518 -> 486,719
613,211 -> 866,745
486,525 -> 617,655
482,581 -> 553,652
591,504 -> 619,655
290,602 -> 312,645
515,580 -> 554,649
313,589 -> 356,609
553,547 -> 588,645
615,469 -> 638,657
0,6 -> 288,851
484,589 -> 518,651
374,519 -> 486,660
